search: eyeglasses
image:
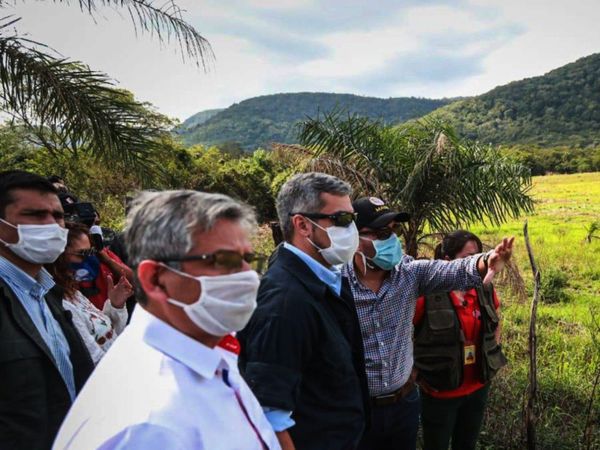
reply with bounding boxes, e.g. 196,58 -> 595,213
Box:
67,248 -> 97,257
359,225 -> 403,240
159,250 -> 267,274
290,211 -> 357,228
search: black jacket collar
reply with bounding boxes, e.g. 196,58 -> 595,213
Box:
274,245 -> 353,307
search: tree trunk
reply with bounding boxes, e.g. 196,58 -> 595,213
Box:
524,221 -> 540,450
404,221 -> 420,258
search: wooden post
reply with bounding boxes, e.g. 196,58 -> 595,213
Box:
524,221 -> 540,450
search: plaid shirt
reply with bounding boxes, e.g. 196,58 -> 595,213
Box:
342,254 -> 483,397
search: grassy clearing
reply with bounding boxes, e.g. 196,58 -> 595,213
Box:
471,172 -> 600,449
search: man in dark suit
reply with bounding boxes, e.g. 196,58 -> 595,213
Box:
239,172 -> 369,450
0,171 -> 94,450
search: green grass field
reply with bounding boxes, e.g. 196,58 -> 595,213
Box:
470,172 -> 600,449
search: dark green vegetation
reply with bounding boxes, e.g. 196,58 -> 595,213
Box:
501,145 -> 600,176
0,124 -> 286,227
426,53 -> 600,148
177,92 -> 450,149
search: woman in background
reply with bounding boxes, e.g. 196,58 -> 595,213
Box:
48,223 -> 133,364
413,230 -> 507,450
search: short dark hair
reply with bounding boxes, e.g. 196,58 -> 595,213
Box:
434,230 -> 483,260
0,170 -> 58,218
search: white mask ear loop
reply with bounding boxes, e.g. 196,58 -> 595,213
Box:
357,236 -> 377,275
0,218 -> 15,246
304,217 -> 328,252
356,251 -> 368,276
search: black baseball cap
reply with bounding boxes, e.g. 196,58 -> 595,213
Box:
352,197 -> 410,230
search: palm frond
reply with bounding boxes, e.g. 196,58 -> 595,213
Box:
298,110 -> 390,182
0,27 -> 171,180
268,141 -> 382,198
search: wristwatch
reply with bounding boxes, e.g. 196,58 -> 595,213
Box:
482,250 -> 492,272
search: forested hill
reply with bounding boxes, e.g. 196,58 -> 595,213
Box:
425,53 -> 600,147
177,93 -> 450,150
178,108 -> 224,131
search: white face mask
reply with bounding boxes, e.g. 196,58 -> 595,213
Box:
307,219 -> 359,266
0,219 -> 68,264
162,265 -> 260,337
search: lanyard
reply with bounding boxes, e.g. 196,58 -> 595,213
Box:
222,369 -> 269,450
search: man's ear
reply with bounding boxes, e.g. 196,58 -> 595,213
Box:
137,260 -> 169,304
291,214 -> 311,237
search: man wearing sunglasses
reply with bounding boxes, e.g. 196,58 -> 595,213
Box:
239,172 -> 369,450
54,190 -> 280,450
344,197 -> 514,450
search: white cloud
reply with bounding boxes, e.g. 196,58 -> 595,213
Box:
6,0 -> 600,120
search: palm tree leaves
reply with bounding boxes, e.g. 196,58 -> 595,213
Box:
299,111 -> 535,255
0,0 -> 211,179
0,25 -> 170,177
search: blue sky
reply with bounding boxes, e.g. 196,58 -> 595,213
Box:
8,0 -> 600,120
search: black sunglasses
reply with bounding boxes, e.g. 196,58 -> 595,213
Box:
67,248 -> 97,257
359,224 -> 403,240
159,250 -> 267,273
291,211 -> 357,228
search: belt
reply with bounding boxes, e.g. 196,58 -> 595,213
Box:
371,380 -> 416,407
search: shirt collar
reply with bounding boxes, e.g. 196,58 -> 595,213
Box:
130,306 -> 228,380
283,242 -> 342,295
0,255 -> 55,299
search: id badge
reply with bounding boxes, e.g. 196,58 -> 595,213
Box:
464,345 -> 476,365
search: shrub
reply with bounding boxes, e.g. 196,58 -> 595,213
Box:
540,267 -> 570,303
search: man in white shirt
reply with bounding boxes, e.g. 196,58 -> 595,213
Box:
54,190 -> 281,450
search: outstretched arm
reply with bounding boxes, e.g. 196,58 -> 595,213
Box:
479,237 -> 515,285
414,236 -> 514,295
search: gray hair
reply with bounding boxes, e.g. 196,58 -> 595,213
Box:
125,190 -> 256,304
276,172 -> 352,241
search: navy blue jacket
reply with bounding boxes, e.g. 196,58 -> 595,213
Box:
239,247 -> 369,450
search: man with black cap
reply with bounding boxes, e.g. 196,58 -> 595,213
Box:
343,197 -> 514,450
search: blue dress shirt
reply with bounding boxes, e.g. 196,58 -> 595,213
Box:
283,242 -> 342,296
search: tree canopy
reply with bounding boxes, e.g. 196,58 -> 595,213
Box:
299,112 -> 535,256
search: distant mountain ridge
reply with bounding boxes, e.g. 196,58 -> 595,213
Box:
424,53 -> 600,147
177,108 -> 224,131
178,53 -> 600,150
177,92 -> 451,150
